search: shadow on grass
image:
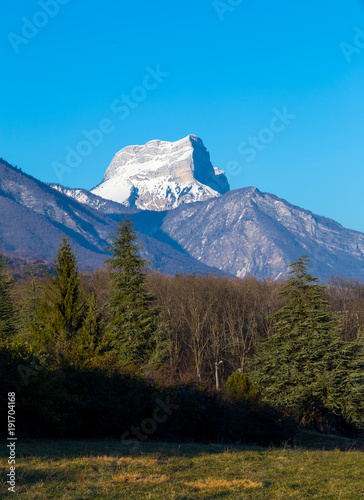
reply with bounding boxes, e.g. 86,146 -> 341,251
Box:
293,430 -> 364,451
6,440 -> 266,461
0,468 -> 62,493
2,432 -> 363,467
17,471 -> 57,485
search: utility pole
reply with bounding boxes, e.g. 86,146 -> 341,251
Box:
215,360 -> 223,390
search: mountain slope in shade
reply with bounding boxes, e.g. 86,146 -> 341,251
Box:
91,134 -> 230,210
0,159 -> 220,275
159,187 -> 364,280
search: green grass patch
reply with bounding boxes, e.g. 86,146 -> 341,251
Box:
1,433 -> 363,499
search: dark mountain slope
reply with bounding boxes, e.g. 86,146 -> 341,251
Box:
0,159 -> 219,274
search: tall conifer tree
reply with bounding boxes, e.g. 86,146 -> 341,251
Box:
253,256 -> 344,428
105,217 -> 168,367
18,263 -> 44,337
0,250 -> 16,343
31,236 -> 85,353
76,292 -> 104,361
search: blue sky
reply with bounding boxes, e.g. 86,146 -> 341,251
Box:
1,0 -> 364,231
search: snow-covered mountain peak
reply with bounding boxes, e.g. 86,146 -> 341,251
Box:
91,135 -> 230,211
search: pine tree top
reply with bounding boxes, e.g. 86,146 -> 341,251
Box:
106,217 -> 147,288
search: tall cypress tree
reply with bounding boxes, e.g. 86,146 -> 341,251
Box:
253,256 -> 344,429
31,236 -> 85,353
75,292 -> 104,361
0,251 -> 16,343
17,263 -> 43,337
105,217 -> 168,368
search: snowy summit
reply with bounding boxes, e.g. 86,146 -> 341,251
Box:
91,135 -> 230,210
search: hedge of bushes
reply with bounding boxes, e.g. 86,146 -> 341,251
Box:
1,350 -> 296,446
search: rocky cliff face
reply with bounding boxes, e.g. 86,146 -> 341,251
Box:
91,135 -> 230,210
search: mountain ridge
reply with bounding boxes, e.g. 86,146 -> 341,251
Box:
159,186 -> 364,280
0,158 -> 221,275
2,131 -> 364,281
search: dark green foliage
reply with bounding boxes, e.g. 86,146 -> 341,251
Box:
52,235 -> 84,339
253,257 -> 346,429
105,217 -> 168,368
158,384 -> 295,446
4,357 -> 295,446
30,236 -> 85,356
29,237 -> 108,369
17,264 -> 44,337
225,371 -> 260,401
74,292 -> 104,362
14,366 -> 154,439
332,333 -> 364,431
0,251 -> 16,342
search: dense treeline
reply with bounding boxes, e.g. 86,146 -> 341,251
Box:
1,218 -> 363,443
11,259 -> 364,382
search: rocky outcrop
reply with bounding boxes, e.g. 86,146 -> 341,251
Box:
91,135 -> 230,210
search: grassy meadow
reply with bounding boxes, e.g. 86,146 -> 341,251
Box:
1,432 -> 363,499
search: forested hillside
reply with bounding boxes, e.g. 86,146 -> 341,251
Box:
1,218 -> 363,444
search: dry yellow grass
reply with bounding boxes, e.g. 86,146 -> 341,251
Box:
113,473 -> 169,484
185,478 -> 264,490
89,455 -> 158,467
